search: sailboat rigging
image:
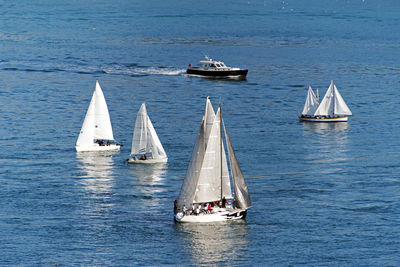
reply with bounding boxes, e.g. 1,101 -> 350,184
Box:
299,80 -> 352,122
127,103 -> 167,164
174,97 -> 251,223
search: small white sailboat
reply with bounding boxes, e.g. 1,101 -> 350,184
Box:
299,80 -> 352,122
174,97 -> 251,223
75,81 -> 120,152
127,103 -> 168,164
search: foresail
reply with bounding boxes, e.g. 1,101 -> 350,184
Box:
314,81 -> 334,116
302,86 -> 319,115
147,116 -> 167,159
93,81 -> 115,140
177,120 -> 206,209
333,84 -> 352,116
76,90 -> 96,146
131,103 -> 149,155
224,123 -> 251,210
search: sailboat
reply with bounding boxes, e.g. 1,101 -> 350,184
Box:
174,97 -> 251,223
299,80 -> 352,122
127,103 -> 168,164
75,81 -> 120,152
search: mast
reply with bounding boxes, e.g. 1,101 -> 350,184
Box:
332,81 -> 335,116
219,103 -> 223,201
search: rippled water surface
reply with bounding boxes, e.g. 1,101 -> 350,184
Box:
1,0 -> 400,265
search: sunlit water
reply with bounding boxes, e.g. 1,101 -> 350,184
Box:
1,0 -> 400,265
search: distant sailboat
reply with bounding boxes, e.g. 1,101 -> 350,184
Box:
75,81 -> 120,152
127,103 -> 167,164
174,97 -> 251,223
299,81 -> 352,122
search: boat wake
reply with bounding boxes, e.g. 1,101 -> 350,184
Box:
0,60 -> 186,77
130,67 -> 186,76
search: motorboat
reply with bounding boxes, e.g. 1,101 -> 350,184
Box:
186,56 -> 248,78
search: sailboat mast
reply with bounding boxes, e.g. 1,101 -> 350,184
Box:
332,81 -> 335,116
219,103 -> 223,201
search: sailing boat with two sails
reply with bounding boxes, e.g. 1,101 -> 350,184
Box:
300,80 -> 352,122
75,81 -> 120,152
174,97 -> 251,223
127,103 -> 168,164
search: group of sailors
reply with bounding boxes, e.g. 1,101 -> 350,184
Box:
300,115 -> 338,119
95,139 -> 111,146
174,198 -> 229,216
132,154 -> 148,160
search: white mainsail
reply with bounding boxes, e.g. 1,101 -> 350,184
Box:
301,85 -> 319,116
130,103 -> 167,160
76,81 -> 115,147
314,82 -> 334,116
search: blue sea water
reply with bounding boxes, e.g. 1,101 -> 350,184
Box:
1,0 -> 400,265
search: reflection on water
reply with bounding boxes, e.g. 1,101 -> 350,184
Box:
175,222 -> 249,266
302,122 -> 350,164
302,121 -> 349,133
128,163 -> 167,194
76,152 -> 116,193
128,163 -> 168,211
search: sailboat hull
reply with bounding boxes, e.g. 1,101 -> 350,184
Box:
76,144 -> 120,152
299,116 -> 349,122
174,209 -> 247,223
127,157 -> 168,164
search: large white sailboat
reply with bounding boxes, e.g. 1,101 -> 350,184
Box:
75,81 -> 120,152
127,103 -> 168,164
174,97 -> 251,223
299,80 -> 352,122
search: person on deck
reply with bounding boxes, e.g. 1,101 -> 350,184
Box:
222,197 -> 227,208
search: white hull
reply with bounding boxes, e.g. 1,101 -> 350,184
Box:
127,157 -> 168,164
174,209 -> 247,223
299,116 -> 348,122
76,144 -> 120,152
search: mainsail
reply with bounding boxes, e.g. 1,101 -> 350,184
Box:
313,82 -> 334,116
76,81 -> 114,146
301,86 -> 319,116
131,103 -> 167,159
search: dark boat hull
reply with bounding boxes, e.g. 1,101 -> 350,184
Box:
186,68 -> 248,77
